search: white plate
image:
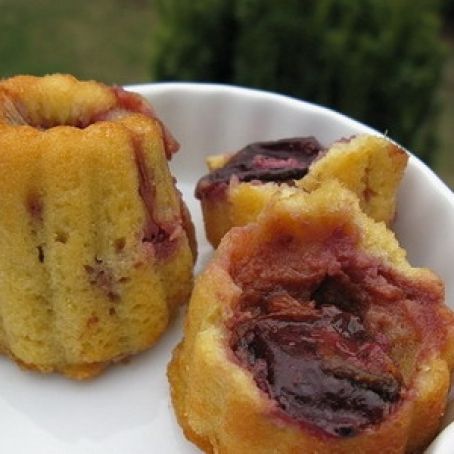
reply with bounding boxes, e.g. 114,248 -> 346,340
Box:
0,83 -> 453,453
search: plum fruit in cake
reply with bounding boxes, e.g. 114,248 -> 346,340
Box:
196,135 -> 408,247
0,74 -> 196,378
169,180 -> 454,453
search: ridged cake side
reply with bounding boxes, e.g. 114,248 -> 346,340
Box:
0,111 -> 194,378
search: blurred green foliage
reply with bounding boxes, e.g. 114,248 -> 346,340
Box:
151,0 -> 444,163
443,0 -> 454,23
434,35 -> 454,188
0,0 -> 155,85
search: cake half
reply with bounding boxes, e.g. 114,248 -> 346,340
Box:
196,135 -> 408,247
169,181 -> 454,453
0,74 -> 196,378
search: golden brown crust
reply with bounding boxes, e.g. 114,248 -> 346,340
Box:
199,135 -> 408,247
299,135 -> 408,224
169,181 -> 454,453
0,74 -> 195,378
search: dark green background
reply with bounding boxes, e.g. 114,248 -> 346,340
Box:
0,0 -> 452,189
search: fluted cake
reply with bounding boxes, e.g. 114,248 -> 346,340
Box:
0,74 -> 196,378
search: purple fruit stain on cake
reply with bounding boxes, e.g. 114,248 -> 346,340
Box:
104,86 -> 179,158
195,137 -> 324,199
85,258 -> 119,302
132,137 -> 182,260
26,193 -> 43,222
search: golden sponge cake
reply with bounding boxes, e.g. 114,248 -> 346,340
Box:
169,180 -> 454,453
196,135 -> 408,247
0,74 -> 196,378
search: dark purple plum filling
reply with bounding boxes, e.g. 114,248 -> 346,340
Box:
195,137 -> 324,199
230,285 -> 403,438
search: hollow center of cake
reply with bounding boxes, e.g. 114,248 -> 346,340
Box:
195,137 -> 324,198
229,233 -> 407,438
4,86 -> 153,129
